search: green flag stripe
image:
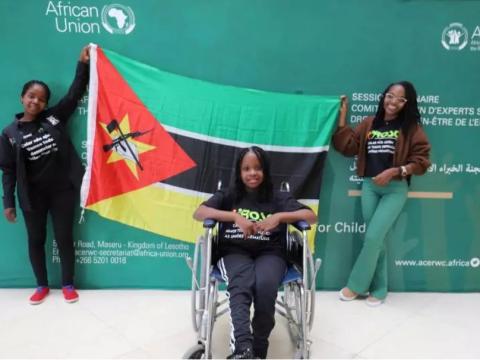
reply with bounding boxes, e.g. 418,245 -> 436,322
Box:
104,48 -> 340,148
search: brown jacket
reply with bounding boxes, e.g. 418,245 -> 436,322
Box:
333,116 -> 431,179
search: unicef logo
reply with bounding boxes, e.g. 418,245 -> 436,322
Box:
101,4 -> 135,35
441,23 -> 468,50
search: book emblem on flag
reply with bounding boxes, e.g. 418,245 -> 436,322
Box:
100,114 -> 155,179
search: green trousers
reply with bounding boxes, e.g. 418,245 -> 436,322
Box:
347,178 -> 408,299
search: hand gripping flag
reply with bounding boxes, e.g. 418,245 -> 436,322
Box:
81,45 -> 340,244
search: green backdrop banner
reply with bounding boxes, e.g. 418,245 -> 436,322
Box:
0,0 -> 479,291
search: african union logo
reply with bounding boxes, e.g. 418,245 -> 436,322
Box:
101,4 -> 135,35
441,23 -> 468,50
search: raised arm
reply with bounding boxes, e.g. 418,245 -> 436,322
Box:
332,97 -> 371,157
48,45 -> 90,122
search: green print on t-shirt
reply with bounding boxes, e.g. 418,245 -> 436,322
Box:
367,129 -> 399,140
236,208 -> 270,221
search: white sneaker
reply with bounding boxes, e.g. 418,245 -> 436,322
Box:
366,296 -> 384,307
339,287 -> 358,301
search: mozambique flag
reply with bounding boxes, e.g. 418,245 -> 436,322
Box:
81,45 -> 340,244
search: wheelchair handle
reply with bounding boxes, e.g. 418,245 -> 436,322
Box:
203,219 -> 217,228
291,220 -> 311,231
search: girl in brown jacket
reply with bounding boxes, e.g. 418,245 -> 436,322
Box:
333,81 -> 430,306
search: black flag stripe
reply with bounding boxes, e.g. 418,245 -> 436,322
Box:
162,133 -> 327,199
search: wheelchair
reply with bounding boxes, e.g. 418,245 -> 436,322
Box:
183,215 -> 322,359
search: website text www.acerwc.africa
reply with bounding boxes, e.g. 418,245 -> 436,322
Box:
395,257 -> 480,268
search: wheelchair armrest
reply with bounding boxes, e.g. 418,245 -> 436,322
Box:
291,220 -> 311,231
203,219 -> 217,228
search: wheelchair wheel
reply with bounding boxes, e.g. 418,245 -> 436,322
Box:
290,234 -> 316,332
204,280 -> 218,358
191,236 -> 206,332
285,281 -> 312,358
284,282 -> 303,345
183,344 -> 206,359
305,246 -> 316,331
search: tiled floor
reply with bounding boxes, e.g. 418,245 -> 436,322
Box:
0,289 -> 478,359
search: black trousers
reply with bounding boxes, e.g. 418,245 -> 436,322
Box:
218,252 -> 287,358
21,186 -> 76,287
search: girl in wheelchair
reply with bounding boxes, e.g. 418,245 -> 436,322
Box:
193,146 -> 316,359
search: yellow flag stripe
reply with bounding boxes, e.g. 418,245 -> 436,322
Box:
88,185 -> 318,250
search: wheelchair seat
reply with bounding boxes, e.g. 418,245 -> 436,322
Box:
210,264 -> 302,285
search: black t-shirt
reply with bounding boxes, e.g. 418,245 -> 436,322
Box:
18,121 -> 70,189
202,189 -> 308,257
365,119 -> 401,177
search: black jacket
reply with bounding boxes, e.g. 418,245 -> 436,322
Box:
0,62 -> 89,211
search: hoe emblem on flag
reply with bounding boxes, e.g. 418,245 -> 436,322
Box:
101,116 -> 155,178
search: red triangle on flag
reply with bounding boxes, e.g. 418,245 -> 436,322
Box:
85,48 -> 196,206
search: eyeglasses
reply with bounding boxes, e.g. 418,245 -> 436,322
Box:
384,92 -> 407,104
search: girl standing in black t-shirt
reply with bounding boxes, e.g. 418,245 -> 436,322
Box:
0,46 -> 90,305
194,146 -> 316,359
333,81 -> 431,306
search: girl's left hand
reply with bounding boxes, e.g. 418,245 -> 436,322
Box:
373,168 -> 397,186
79,45 -> 90,63
338,95 -> 348,127
255,214 -> 281,233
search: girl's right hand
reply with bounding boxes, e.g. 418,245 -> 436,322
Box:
234,214 -> 256,239
338,95 -> 348,127
4,208 -> 16,223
